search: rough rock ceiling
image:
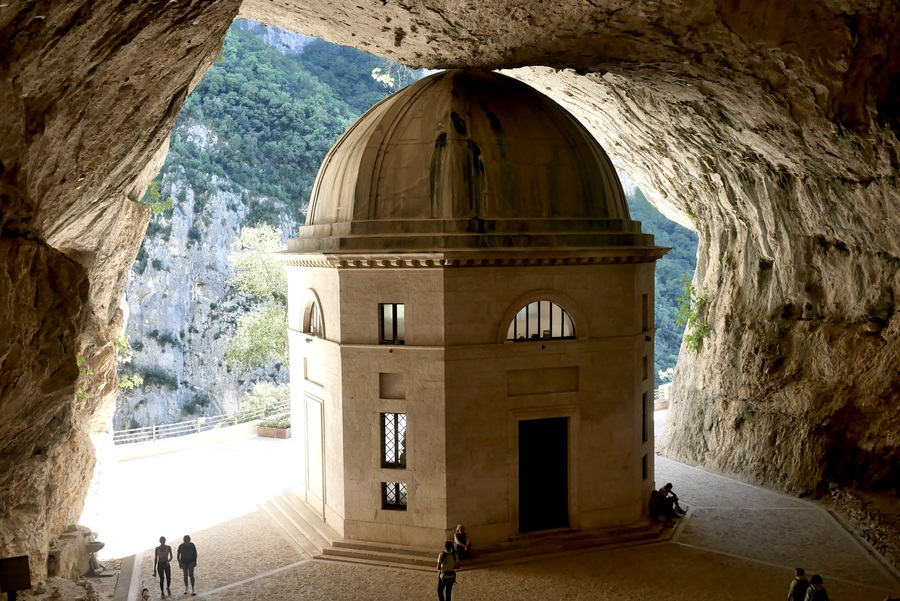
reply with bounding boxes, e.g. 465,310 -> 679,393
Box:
1,0 -> 899,579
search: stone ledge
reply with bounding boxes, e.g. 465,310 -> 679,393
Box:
828,484 -> 900,574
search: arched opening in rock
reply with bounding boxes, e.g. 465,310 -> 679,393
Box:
80,19 -> 703,564
4,0 -> 899,583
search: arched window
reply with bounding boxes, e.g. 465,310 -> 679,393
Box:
506,301 -> 575,341
306,301 -> 324,338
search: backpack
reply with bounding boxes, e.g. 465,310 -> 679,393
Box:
808,588 -> 828,601
439,551 -> 457,579
790,579 -> 810,601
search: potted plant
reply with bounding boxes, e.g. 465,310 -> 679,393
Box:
257,414 -> 291,439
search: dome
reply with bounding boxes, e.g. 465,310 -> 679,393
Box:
290,69 -> 655,254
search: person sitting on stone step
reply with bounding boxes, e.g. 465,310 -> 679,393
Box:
648,490 -> 676,527
453,524 -> 472,559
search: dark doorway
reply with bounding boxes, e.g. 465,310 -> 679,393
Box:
518,417 -> 569,532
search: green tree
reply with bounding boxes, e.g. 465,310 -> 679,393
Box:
224,303 -> 287,372
675,274 -> 710,352
224,225 -> 288,372
229,224 -> 288,301
240,381 -> 290,421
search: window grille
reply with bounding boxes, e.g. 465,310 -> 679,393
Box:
506,301 -> 575,341
381,481 -> 408,510
381,412 -> 407,469
379,303 -> 405,344
307,301 -> 324,338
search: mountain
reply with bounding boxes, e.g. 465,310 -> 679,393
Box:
115,21 -> 406,429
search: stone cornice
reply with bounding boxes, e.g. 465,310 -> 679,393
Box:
275,248 -> 669,268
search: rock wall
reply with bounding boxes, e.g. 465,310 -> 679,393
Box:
0,0 -> 242,581
2,0 -> 899,581
507,65 -> 900,495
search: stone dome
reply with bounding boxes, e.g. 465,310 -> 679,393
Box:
290,69 -> 656,254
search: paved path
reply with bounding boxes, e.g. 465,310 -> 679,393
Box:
88,413 -> 900,601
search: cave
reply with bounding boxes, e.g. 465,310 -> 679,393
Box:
1,0 -> 898,582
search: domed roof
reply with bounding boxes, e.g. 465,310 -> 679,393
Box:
289,69 -> 657,254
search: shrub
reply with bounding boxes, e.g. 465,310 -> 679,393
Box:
260,414 -> 290,429
139,367 -> 179,390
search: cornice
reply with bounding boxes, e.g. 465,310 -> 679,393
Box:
275,249 -> 669,268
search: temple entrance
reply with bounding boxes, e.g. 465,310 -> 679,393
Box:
518,417 -> 569,533
305,395 -> 325,518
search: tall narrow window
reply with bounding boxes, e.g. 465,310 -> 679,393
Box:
379,303 -> 405,344
643,355 -> 648,381
381,412 -> 407,468
641,293 -> 649,332
382,482 -> 408,510
506,301 -> 575,341
642,454 -> 648,480
307,301 -> 324,338
642,392 -> 648,443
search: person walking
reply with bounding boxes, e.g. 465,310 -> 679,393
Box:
152,536 -> 173,598
437,540 -> 459,601
787,567 -> 810,601
804,574 -> 831,601
177,535 -> 198,596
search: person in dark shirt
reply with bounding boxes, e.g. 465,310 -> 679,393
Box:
177,534 -> 198,596
453,525 -> 472,559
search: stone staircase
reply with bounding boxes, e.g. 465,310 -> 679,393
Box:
262,489 -> 680,571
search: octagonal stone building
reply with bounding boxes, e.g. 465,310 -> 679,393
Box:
279,69 -> 668,549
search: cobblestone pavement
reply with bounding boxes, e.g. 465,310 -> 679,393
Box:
93,415 -> 900,601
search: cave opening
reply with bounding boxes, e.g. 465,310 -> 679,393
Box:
84,18 -> 701,564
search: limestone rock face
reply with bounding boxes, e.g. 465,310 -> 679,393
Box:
1,0 -> 899,579
504,66 -> 900,494
1,0 -> 242,581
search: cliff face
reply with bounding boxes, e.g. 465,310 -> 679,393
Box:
115,173 -> 290,430
1,0 -> 899,580
0,0 -> 243,578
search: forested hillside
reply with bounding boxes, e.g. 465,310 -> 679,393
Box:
626,185 -> 699,379
118,21 -> 697,429
117,22 -> 406,428
170,23 -> 398,225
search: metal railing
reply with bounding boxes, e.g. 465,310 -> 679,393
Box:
653,383 -> 672,408
113,399 -> 290,445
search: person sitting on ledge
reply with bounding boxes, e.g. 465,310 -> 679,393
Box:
660,482 -> 686,515
453,524 -> 472,559
648,490 -> 676,527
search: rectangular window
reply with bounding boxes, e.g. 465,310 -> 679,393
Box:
381,412 -> 407,468
643,355 -> 648,381
642,453 -> 648,480
381,481 -> 408,510
379,303 -> 405,344
642,392 -> 648,443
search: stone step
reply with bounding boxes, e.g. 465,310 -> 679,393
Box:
332,538 -> 435,559
317,552 -> 435,572
320,545 -> 435,569
462,519 -> 676,568
260,499 -> 320,559
264,487 -> 684,570
279,488 -> 342,547
261,489 -> 341,559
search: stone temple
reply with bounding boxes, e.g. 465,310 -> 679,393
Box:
278,69 -> 667,547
